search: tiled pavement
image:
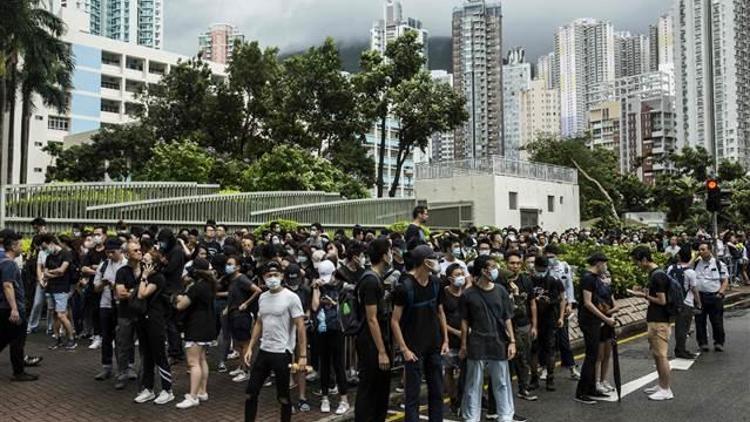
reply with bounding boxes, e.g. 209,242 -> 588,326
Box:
0,331 -> 350,422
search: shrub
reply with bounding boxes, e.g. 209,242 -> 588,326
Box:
252,219 -> 301,239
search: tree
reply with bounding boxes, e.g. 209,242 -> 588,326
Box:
666,146 -> 712,182
718,160 -> 746,182
388,71 -> 466,197
653,174 -> 699,223
240,145 -> 369,199
327,135 -> 375,188
615,173 -> 654,213
138,139 -> 215,183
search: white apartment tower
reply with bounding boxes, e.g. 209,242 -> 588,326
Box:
614,31 -> 650,78
502,48 -> 531,159
452,0 -> 504,159
198,24 -> 246,65
555,18 -> 616,137
674,0 -> 750,168
519,79 -> 560,159
536,52 -> 558,89
371,0 -> 429,63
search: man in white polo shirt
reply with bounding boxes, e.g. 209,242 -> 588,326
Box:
693,241 -> 729,352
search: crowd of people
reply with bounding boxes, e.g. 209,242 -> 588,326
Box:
0,208 -> 740,422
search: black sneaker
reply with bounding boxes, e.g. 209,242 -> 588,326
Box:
546,379 -> 556,391
589,390 -> 610,400
11,372 -> 39,382
675,351 -> 699,359
64,339 -> 78,350
529,379 -> 540,391
574,395 -> 597,405
24,355 -> 43,367
699,345 -> 710,352
48,338 -> 63,350
94,370 -> 112,381
517,389 -> 538,401
513,414 -> 529,422
714,344 -> 724,352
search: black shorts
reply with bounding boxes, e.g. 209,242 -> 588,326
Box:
600,324 -> 615,342
230,312 -> 253,342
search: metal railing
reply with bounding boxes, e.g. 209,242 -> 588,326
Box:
415,156 -> 578,184
249,198 -> 416,227
3,182 -> 220,220
85,191 -> 343,222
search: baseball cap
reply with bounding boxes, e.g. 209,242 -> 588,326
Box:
261,260 -> 282,275
285,263 -> 302,283
104,239 -> 123,251
410,245 -> 439,266
317,260 -> 336,283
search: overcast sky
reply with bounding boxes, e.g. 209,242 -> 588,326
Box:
165,0 -> 674,62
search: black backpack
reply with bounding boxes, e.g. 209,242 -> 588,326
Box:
655,269 -> 686,317
339,270 -> 378,337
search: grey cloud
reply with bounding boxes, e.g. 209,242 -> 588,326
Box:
165,0 -> 673,61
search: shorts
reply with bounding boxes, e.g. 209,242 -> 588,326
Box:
230,312 -> 253,342
600,324 -> 615,342
442,349 -> 460,370
49,293 -> 70,313
647,322 -> 671,358
185,341 -> 212,349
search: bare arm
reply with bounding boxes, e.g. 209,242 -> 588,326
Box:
459,319 -> 469,359
311,285 -> 321,312
137,280 -> 157,300
438,304 -> 449,352
239,284 -> 262,310
47,261 -> 69,277
440,304 -> 461,337
294,316 -> 307,362
365,303 -> 387,355
2,282 -> 17,313
390,305 -> 410,356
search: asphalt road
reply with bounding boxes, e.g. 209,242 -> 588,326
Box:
387,300 -> 750,422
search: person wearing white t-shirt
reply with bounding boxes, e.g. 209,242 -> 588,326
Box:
667,246 -> 702,359
439,238 -> 468,277
693,241 -> 729,352
243,261 -> 306,422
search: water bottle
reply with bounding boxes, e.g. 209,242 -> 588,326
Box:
317,308 -> 327,333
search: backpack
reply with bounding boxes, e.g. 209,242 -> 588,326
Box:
400,274 -> 440,326
654,269 -> 686,317
339,270 -> 378,337
666,265 -> 690,296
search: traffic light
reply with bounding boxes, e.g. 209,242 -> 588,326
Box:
706,179 -> 721,212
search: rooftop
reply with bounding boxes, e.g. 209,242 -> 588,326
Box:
415,156 -> 578,184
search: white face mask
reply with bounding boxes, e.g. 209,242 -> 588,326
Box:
452,276 -> 466,288
478,250 -> 490,256
488,268 -> 499,281
265,277 -> 282,290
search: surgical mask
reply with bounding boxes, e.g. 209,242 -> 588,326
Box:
489,268 -> 499,281
159,241 -> 168,251
272,237 -> 280,245
93,235 -> 103,245
478,250 -> 490,256
225,264 -> 236,274
310,230 -> 319,237
451,247 -> 462,257
452,276 -> 466,288
265,277 -> 282,290
297,255 -> 308,264
286,247 -> 295,255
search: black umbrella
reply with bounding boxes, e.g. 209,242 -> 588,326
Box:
611,320 -> 622,402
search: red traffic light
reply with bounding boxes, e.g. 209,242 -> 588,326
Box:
707,179 -> 719,190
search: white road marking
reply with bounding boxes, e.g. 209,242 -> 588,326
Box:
387,409 -> 459,422
601,357 -> 697,402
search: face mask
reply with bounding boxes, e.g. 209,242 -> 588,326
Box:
478,250 -> 490,256
265,277 -> 282,290
489,268 -> 499,281
548,257 -> 558,266
452,248 -> 462,257
310,230 -> 318,237
297,255 -> 308,264
159,241 -> 168,251
225,264 -> 236,274
73,231 -> 81,238
358,254 -> 366,266
452,276 -> 466,288
93,235 -> 103,245
272,237 -> 280,245
286,247 -> 295,255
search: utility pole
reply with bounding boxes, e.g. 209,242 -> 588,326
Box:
1,110 -> 7,229
704,0 -> 719,241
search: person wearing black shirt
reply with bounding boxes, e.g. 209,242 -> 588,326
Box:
575,253 -> 616,405
39,234 -> 76,350
404,206 -> 429,248
225,256 -> 262,383
174,258 -> 217,409
158,229 -> 186,362
201,224 -> 222,257
391,245 -> 449,422
440,263 -> 466,413
504,250 -> 538,401
133,247 -> 174,405
530,256 -> 566,392
629,246 -> 673,401
113,240 -> 141,390
354,239 -> 392,422
459,255 -> 517,422
79,227 -> 108,349
285,263 -> 313,413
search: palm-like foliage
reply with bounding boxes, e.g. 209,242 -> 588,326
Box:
1,0 -> 74,183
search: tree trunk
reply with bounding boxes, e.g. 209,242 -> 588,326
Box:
388,138 -> 411,198
5,56 -> 17,184
376,113 -> 387,197
571,159 -> 620,223
19,88 -> 31,184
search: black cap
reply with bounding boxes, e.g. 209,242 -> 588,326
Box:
192,257 -> 210,271
104,239 -> 122,251
284,263 -> 302,281
534,255 -> 549,268
410,245 -> 439,266
261,260 -> 282,275
587,252 -> 609,265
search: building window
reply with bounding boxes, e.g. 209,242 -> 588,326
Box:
48,116 -> 70,131
548,195 -> 555,212
33,168 -> 43,173
35,115 -> 44,121
559,196 -> 564,205
509,192 -> 518,210
34,141 -> 43,147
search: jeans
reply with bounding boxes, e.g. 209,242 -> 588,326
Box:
0,310 -> 28,376
215,299 -> 231,363
537,322 -> 558,382
696,293 -> 725,346
462,359 -> 514,422
137,317 -> 172,391
674,306 -> 695,353
539,317 -> 576,368
100,308 -> 116,367
27,284 -> 47,331
116,316 -> 137,375
245,350 -> 292,422
404,351 -> 443,422
318,330 -> 348,397
576,322 -> 601,397
511,324 -> 532,390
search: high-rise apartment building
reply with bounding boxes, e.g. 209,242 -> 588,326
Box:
198,24 -> 246,64
555,18 -> 616,137
371,0 -> 429,63
452,0 -> 504,159
430,70 -> 456,162
536,52 -> 558,89
49,0 -> 163,49
615,31 -> 650,78
674,0 -> 750,168
503,48 -> 531,159
519,79 -> 560,159
653,14 -> 675,72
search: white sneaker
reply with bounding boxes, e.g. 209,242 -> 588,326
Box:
305,370 -> 319,382
88,336 -> 102,350
335,401 -> 350,415
232,371 -> 250,383
601,380 -> 615,392
320,397 -> 331,413
539,368 -> 548,381
196,393 -> 208,402
227,351 -> 240,360
229,367 -> 244,377
134,389 -> 155,404
569,366 -> 581,380
175,394 -> 200,409
595,382 -> 609,395
648,388 -> 674,401
643,385 -> 659,395
154,390 -> 175,405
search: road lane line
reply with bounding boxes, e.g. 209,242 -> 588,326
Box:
600,372 -> 659,402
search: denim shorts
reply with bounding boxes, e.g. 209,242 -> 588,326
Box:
50,293 -> 70,313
